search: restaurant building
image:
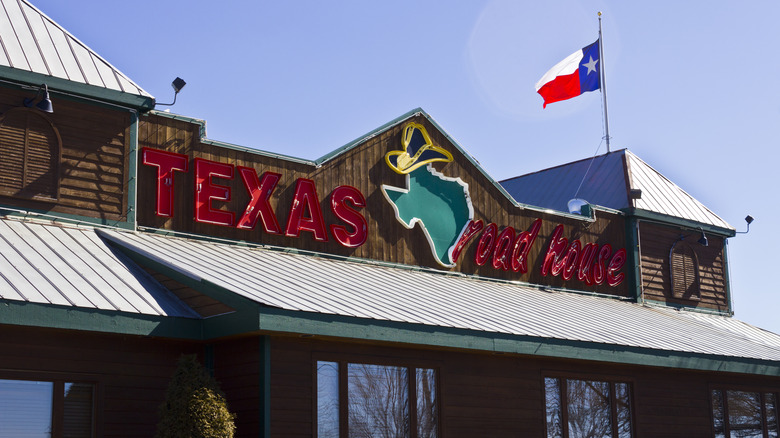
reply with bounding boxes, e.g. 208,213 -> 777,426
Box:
1,0 -> 779,436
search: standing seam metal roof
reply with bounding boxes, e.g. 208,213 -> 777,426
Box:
0,218 -> 197,318
97,228 -> 780,363
0,0 -> 151,98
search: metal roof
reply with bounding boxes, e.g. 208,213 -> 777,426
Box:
0,218 -> 198,318
98,228 -> 780,363
500,149 -> 732,230
0,0 -> 151,99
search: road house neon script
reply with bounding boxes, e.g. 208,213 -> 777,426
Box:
141,147 -> 368,248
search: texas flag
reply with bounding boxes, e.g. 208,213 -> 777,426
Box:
536,40 -> 600,108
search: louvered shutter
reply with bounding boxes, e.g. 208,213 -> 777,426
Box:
670,242 -> 701,300
0,108 -> 60,201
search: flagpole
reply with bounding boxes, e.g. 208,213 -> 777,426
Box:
598,11 -> 611,153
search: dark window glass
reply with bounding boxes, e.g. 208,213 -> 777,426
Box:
727,390 -> 763,438
416,368 -> 438,438
545,377 -> 563,438
711,389 -> 780,438
615,382 -> 633,438
544,376 -> 633,438
712,389 -> 726,438
348,363 -> 409,438
0,379 -> 53,438
63,383 -> 94,438
317,362 -> 340,438
766,392 -> 779,438
316,361 -> 437,438
567,379 -> 612,438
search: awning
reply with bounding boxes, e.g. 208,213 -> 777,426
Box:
95,227 -> 780,368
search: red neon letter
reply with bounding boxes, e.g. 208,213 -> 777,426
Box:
474,223 -> 498,266
451,220 -> 484,263
330,185 -> 367,248
237,167 -> 281,233
561,240 -> 581,281
577,243 -> 598,285
607,248 -> 627,287
492,227 -> 515,271
285,178 -> 328,242
141,147 -> 188,217
541,224 -> 567,277
511,219 -> 541,273
593,244 -> 612,285
194,158 -> 235,227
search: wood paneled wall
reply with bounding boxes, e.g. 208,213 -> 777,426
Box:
639,221 -> 729,311
137,113 -> 630,296
265,335 -> 780,438
0,324 -> 199,437
0,86 -> 131,221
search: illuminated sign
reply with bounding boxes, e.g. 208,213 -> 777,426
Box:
141,147 -> 367,248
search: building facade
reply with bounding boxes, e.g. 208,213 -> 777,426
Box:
1,1 -> 779,437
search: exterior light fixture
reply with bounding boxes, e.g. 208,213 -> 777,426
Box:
23,83 -> 53,113
567,198 -> 588,215
156,77 -> 186,107
697,229 -> 708,247
736,215 -> 754,234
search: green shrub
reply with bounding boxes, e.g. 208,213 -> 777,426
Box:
156,354 -> 236,438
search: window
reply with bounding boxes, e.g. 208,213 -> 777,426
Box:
0,379 -> 95,438
0,107 -> 61,201
544,376 -> 633,438
316,360 -> 439,437
711,389 -> 779,437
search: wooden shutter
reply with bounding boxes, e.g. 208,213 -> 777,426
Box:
670,241 -> 701,300
0,108 -> 61,201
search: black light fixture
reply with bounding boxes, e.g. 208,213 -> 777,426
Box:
697,228 -> 709,247
156,77 -> 186,107
23,83 -> 53,113
736,215 -> 754,234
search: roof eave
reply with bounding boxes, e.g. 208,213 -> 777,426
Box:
0,65 -> 155,111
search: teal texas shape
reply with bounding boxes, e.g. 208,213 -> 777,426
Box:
381,164 -> 473,267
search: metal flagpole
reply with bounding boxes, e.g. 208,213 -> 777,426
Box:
598,12 -> 611,153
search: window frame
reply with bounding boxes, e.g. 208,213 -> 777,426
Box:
313,354 -> 441,438
710,384 -> 780,438
0,370 -> 100,438
542,371 -> 636,438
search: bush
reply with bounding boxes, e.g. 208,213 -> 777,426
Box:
156,354 -> 236,438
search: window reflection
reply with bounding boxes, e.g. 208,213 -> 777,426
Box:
727,390 -> 763,438
317,362 -> 339,438
0,379 -> 54,438
711,389 -> 780,438
567,379 -> 612,438
544,376 -> 633,438
416,368 -> 437,438
348,363 -> 409,438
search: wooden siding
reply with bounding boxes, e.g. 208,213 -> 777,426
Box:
0,86 -> 130,221
0,324 -> 199,437
639,221 -> 729,311
265,334 -> 780,438
137,113 -> 630,297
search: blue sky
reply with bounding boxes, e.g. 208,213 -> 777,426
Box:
31,0 -> 780,333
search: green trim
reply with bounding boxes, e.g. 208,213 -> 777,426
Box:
145,110 -> 316,166
0,66 -> 155,111
127,111 -> 139,230
723,240 -> 735,313
626,217 -> 642,302
0,205 -> 134,230
641,298 -> 732,316
627,208 -> 735,237
0,299 -> 201,338
259,336 -> 271,438
255,306 -> 780,376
